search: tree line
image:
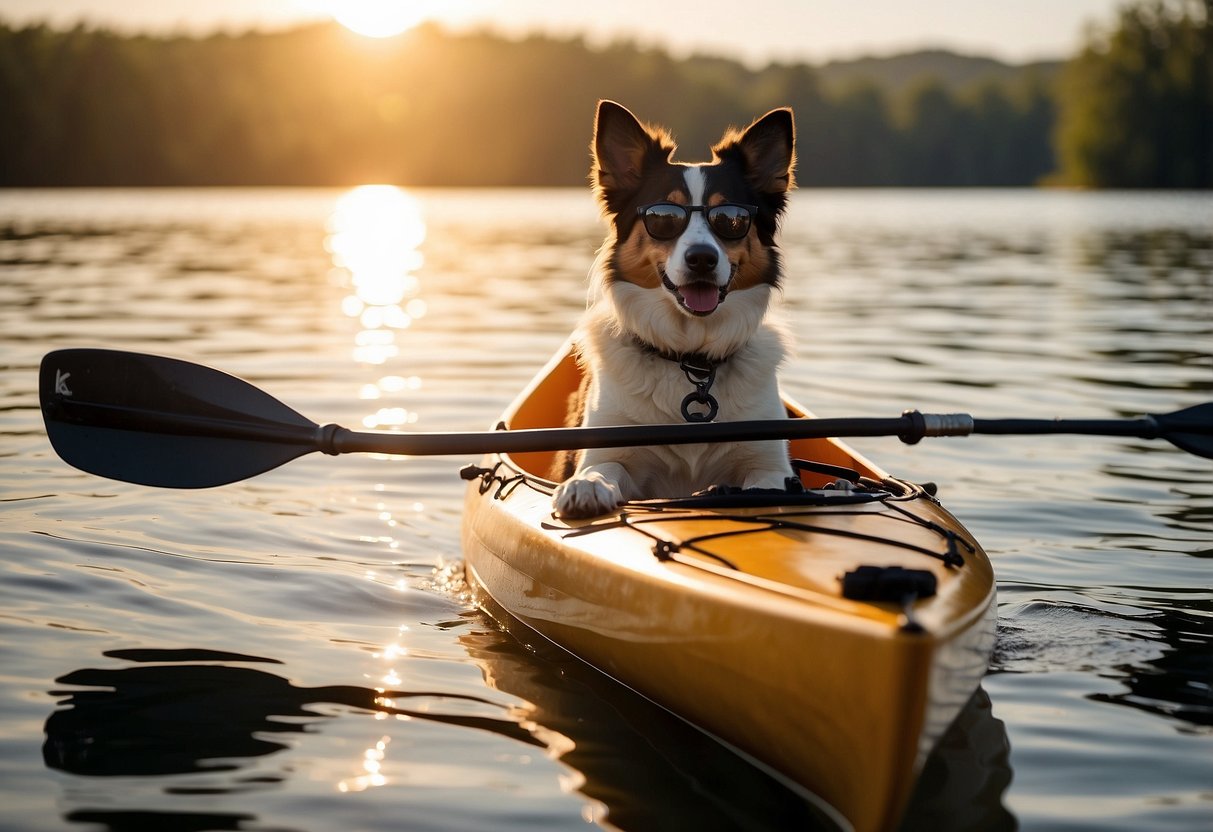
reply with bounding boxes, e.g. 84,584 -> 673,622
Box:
1055,0 -> 1211,188
0,0 -> 1207,188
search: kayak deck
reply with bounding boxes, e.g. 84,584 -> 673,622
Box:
462,343 -> 996,832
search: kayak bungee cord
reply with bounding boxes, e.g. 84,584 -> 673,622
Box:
463,457 -> 974,634
548,497 -> 972,570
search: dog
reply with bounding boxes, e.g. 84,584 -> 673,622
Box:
552,100 -> 797,519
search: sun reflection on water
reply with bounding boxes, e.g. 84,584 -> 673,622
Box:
335,621 -> 421,794
327,184 -> 429,378
337,735 -> 393,793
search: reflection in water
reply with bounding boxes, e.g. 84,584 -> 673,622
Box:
994,598 -> 1213,728
898,688 -> 1015,832
338,735 -> 392,794
41,630 -> 1016,831
1087,606 -> 1213,728
456,621 -> 837,830
327,185 -> 430,431
62,809 -> 271,832
456,611 -> 1015,832
43,648 -> 543,781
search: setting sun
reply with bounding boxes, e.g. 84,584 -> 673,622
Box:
329,1 -> 428,38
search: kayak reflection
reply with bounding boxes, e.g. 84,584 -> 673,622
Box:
43,647 -> 542,778
899,686 -> 1015,832
458,614 -> 1016,832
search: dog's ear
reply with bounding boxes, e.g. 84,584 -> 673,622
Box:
715,108 -> 796,194
592,101 -> 675,209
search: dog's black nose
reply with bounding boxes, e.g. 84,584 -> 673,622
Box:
684,244 -> 719,275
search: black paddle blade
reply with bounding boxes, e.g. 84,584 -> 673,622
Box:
1153,401 -> 1213,460
40,349 -> 323,488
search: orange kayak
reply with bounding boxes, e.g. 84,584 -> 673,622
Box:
462,340 -> 996,832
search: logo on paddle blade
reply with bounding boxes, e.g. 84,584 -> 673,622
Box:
54,370 -> 72,397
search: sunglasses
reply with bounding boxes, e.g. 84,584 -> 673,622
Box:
636,202 -> 758,241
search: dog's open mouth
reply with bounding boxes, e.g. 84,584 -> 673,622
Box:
661,274 -> 727,316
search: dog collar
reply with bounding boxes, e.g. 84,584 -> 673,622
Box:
628,335 -> 731,367
629,337 -> 726,422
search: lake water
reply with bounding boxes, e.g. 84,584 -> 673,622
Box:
1,187 -> 1210,832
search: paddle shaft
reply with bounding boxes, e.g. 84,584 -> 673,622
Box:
50,395 -> 1171,457
335,414 -> 1175,455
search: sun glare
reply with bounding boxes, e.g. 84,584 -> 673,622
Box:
330,1 -> 427,38
327,185 -> 427,371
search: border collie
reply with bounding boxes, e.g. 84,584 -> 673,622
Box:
552,100 -> 797,519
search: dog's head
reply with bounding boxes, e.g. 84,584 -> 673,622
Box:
590,101 -> 795,324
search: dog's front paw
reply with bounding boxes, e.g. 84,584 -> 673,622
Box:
553,471 -> 623,519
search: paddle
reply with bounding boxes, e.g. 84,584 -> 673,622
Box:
39,348 -> 1213,489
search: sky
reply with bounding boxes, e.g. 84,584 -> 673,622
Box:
0,0 -> 1125,65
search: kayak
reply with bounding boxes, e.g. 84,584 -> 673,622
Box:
465,339 -> 994,831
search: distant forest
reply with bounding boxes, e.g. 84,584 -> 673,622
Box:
0,0 -> 1208,188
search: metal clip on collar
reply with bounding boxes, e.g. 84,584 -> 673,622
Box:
679,357 -> 719,422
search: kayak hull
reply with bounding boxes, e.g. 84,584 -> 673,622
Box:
462,343 -> 996,832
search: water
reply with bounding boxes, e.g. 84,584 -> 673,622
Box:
1,187 -> 1210,831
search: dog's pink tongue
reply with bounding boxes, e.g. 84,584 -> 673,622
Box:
679,283 -> 720,313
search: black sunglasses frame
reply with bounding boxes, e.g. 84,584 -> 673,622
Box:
635,203 -> 759,241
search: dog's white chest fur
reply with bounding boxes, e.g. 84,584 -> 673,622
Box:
578,310 -> 792,497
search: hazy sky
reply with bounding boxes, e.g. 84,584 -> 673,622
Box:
0,0 -> 1124,64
